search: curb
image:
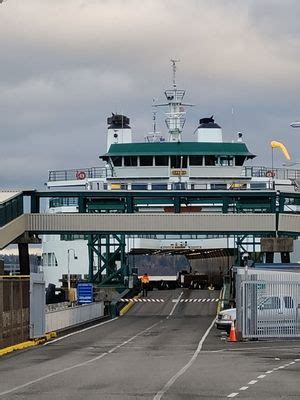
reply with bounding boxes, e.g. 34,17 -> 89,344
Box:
119,294 -> 141,316
0,332 -> 57,357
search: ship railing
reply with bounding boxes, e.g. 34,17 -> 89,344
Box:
48,167 -> 112,182
243,166 -> 300,180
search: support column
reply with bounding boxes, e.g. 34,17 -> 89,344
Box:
18,243 -> 30,275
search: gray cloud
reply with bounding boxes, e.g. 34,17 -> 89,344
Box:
1,0 -> 300,188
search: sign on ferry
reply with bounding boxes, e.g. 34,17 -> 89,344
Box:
171,170 -> 187,176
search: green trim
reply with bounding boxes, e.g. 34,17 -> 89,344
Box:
102,142 -> 255,158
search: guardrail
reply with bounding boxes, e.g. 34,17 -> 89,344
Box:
243,166 -> 300,180
48,167 -> 112,181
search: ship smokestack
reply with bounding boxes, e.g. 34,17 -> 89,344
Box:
196,116 -> 223,143
106,113 -> 132,151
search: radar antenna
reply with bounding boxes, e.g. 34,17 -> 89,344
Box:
154,60 -> 194,142
171,59 -> 180,89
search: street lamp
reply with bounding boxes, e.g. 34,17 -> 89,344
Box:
67,248 -> 78,292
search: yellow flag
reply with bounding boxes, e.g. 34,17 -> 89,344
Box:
270,141 -> 291,160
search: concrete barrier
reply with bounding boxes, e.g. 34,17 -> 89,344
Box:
45,302 -> 104,333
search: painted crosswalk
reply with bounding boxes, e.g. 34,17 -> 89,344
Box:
120,298 -> 219,303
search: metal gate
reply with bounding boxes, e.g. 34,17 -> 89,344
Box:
30,273 -> 45,339
236,269 -> 300,339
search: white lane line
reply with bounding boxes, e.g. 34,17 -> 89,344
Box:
0,319 -> 163,397
153,316 -> 216,400
166,291 -> 184,319
43,317 -> 119,346
227,355 -> 300,399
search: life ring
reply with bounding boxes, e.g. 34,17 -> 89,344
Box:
266,170 -> 275,178
76,171 -> 86,180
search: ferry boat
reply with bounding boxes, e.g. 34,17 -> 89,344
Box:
42,61 -> 300,288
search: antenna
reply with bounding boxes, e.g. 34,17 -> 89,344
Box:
171,59 -> 180,89
153,110 -> 157,134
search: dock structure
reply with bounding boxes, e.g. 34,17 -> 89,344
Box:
1,189 -> 300,285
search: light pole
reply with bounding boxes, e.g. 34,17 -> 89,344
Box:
67,248 -> 78,292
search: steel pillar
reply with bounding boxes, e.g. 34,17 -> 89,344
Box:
87,233 -> 127,287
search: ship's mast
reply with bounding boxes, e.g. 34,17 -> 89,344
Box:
154,59 -> 193,142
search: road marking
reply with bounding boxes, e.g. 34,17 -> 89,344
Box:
120,298 -> 166,303
153,316 -> 216,400
167,291 -> 184,319
0,319 -> 163,397
43,317 -> 119,346
227,353 -> 300,399
175,298 -> 218,303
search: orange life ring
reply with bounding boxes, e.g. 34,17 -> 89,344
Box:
76,171 -> 86,180
266,170 -> 275,178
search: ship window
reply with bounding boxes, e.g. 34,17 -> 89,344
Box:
171,156 -> 187,168
42,252 -> 58,267
211,184 -> 227,190
250,182 -> 267,190
131,184 -> 148,190
139,156 -> 153,166
220,156 -> 234,166
111,156 -> 122,167
124,156 -> 137,166
189,155 -> 203,166
205,156 -> 217,166
235,156 -> 246,166
152,184 -> 168,190
155,156 -> 169,166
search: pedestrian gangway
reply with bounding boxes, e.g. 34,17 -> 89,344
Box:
1,189 -> 300,250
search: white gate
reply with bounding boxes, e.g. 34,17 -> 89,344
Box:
236,269 -> 300,339
30,273 -> 45,339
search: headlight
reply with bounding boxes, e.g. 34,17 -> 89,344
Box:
221,314 -> 231,321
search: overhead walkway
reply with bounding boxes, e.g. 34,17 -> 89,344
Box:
0,211 -> 297,250
0,189 -> 300,249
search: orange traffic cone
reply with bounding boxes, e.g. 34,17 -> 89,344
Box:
228,321 -> 237,342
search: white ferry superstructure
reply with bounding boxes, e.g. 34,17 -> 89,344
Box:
42,61 -> 300,287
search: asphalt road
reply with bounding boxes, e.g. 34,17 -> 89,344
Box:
0,288 -> 299,399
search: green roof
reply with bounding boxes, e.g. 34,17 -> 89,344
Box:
101,142 -> 255,158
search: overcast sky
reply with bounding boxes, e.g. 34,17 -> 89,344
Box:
1,0 -> 300,188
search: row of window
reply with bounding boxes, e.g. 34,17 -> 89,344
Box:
100,182 -> 267,191
42,252 -> 58,267
111,155 -> 245,168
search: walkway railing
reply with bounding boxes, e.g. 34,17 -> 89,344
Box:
48,165 -> 300,184
243,166 -> 300,180
48,167 -> 111,182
